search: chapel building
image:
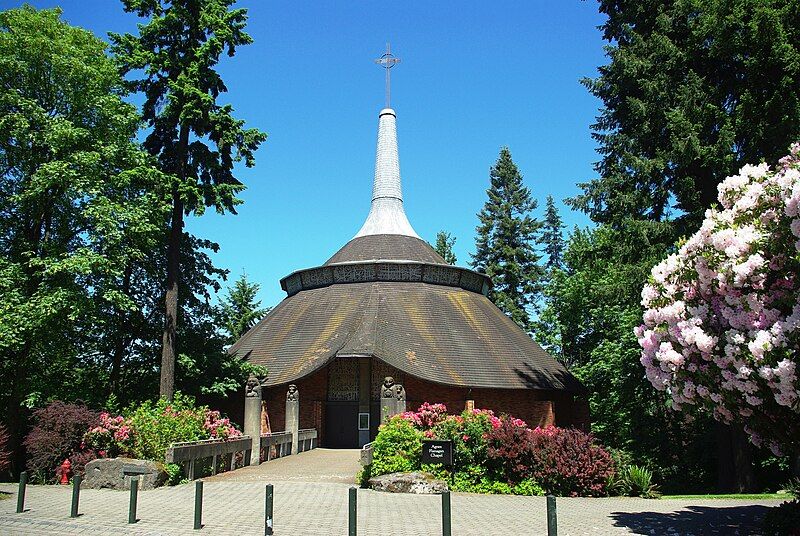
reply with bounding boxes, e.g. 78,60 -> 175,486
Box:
230,102 -> 588,448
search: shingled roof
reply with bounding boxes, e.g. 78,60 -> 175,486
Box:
231,104 -> 583,394
229,279 -> 583,392
326,235 -> 447,265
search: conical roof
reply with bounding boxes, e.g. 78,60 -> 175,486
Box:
231,105 -> 583,394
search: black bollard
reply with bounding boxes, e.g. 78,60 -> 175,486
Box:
128,477 -> 139,524
441,491 -> 451,536
348,486 -> 357,536
70,475 -> 82,518
194,480 -> 203,530
17,471 -> 28,514
16,471 -> 27,513
546,494 -> 557,536
265,483 -> 274,535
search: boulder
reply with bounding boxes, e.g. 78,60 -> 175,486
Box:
82,458 -> 167,490
368,472 -> 448,494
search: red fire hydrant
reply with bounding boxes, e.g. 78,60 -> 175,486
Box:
59,458 -> 71,485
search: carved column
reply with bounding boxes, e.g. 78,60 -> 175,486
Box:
244,374 -> 262,466
380,376 -> 406,422
285,384 -> 300,455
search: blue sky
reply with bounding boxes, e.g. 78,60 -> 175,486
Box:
4,1 -> 608,307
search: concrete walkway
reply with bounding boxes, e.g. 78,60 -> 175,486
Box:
0,449 -> 785,535
204,448 -> 362,484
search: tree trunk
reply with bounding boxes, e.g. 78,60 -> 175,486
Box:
159,123 -> 190,400
160,189 -> 183,400
716,422 -> 756,493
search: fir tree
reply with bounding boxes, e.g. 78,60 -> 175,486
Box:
433,231 -> 457,265
471,147 -> 543,330
110,0 -> 267,399
216,272 -> 268,344
540,195 -> 565,270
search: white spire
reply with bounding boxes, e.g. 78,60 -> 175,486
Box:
354,108 -> 419,238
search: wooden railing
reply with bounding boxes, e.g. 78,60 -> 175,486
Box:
165,436 -> 253,480
166,428 -> 320,480
260,431 -> 292,462
297,428 -> 318,452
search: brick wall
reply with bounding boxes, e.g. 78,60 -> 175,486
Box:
259,358 -> 589,447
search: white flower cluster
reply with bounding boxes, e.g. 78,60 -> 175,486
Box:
636,144 -> 800,455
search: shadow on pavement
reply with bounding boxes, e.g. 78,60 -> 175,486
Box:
610,504 -> 771,535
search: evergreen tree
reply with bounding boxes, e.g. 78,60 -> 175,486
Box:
433,231 -> 457,265
216,272 -> 268,344
471,147 -> 543,330
573,0 -> 800,233
540,195 -> 565,271
110,0 -> 267,399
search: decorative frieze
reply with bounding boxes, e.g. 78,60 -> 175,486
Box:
281,262 -> 490,298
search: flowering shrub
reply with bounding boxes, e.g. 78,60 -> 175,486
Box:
371,415 -> 423,476
400,402 -> 448,428
529,426 -> 615,497
83,412 -> 133,458
123,392 -> 240,462
637,145 -> 800,454
367,403 -> 612,496
486,415 -> 535,484
23,401 -> 99,483
204,410 -> 243,440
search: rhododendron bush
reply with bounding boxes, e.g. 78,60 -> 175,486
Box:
363,402 -> 614,496
25,393 -> 242,481
637,144 -> 800,454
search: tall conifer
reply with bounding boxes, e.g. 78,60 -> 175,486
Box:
110,0 -> 267,399
540,195 -> 565,271
471,147 -> 543,330
433,231 -> 457,265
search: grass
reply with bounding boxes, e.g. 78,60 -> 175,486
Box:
661,493 -> 792,500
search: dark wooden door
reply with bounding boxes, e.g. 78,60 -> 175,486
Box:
325,402 -> 359,448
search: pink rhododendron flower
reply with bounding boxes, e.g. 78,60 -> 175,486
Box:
637,146 -> 800,453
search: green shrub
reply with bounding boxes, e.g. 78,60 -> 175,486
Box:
782,477 -> 800,499
356,464 -> 372,488
164,463 -> 183,486
513,479 -> 545,496
763,500 -> 800,536
123,393 -> 208,462
370,416 -> 423,477
618,465 -> 660,498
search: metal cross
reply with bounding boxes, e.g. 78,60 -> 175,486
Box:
375,43 -> 401,108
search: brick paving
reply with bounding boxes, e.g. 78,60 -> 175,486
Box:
0,449 -> 784,535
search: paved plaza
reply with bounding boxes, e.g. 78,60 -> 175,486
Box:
0,450 -> 784,535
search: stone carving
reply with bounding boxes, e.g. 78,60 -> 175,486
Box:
245,374 -> 261,398
286,384 -> 299,401
381,376 -> 396,399
381,376 -> 406,401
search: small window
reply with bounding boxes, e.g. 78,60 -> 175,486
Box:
358,412 -> 370,431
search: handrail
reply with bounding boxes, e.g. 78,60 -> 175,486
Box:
360,442 -> 373,466
165,436 -> 252,463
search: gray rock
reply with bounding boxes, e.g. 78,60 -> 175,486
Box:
368,472 -> 448,494
82,458 -> 167,490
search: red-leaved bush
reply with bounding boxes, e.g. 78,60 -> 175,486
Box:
486,416 -> 535,483
23,401 -> 98,482
529,426 -> 614,497
0,424 -> 11,473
